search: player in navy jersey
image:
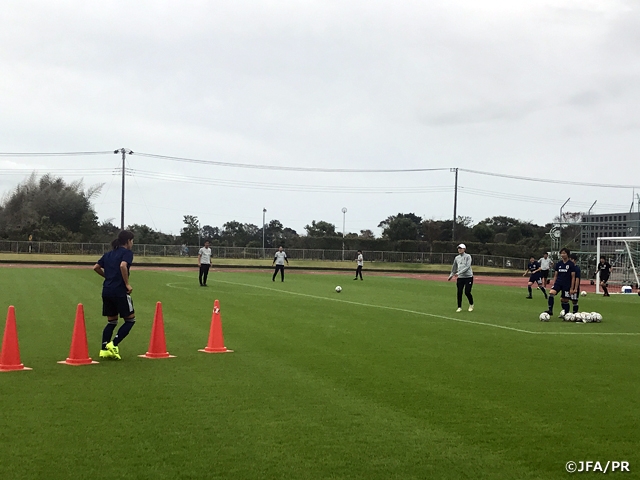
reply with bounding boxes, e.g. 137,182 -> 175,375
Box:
569,253 -> 581,315
523,255 -> 547,299
596,257 -> 612,297
545,248 -> 575,318
93,230 -> 136,360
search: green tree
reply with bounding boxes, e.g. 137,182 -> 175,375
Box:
305,220 -> 337,237
180,215 -> 200,245
201,225 -> 221,242
378,213 -> 423,241
0,173 -> 102,241
421,219 -> 444,243
473,224 -> 494,243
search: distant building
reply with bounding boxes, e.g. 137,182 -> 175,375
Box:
580,212 -> 640,251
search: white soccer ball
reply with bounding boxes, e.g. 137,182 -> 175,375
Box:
583,313 -> 593,323
335,286 -> 342,293
539,312 -> 550,322
559,310 -> 565,318
593,312 -> 603,323
564,312 -> 574,322
580,291 -> 587,297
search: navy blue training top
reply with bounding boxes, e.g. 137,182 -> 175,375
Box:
527,261 -> 541,273
573,263 -> 581,288
554,260 -> 575,287
97,247 -> 134,297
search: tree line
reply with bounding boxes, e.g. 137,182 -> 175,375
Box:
0,174 -> 580,255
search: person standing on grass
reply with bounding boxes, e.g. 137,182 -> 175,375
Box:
569,253 -> 581,315
448,243 -> 474,313
544,247 -> 575,319
354,250 -> 364,280
596,256 -> 612,297
93,230 -> 135,361
523,255 -> 547,299
198,241 -> 212,286
272,246 -> 289,282
539,252 -> 552,285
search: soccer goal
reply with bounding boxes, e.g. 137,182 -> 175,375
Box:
596,236 -> 640,294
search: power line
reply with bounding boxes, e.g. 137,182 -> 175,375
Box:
128,168 -> 453,194
134,152 -> 450,173
460,186 -> 629,211
460,168 -> 640,189
0,168 -> 116,176
0,151 -> 113,157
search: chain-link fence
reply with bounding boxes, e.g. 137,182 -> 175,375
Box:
0,240 -> 528,270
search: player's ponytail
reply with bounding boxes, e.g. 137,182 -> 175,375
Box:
111,230 -> 134,249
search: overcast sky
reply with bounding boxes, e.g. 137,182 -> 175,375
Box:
1,0 -> 639,236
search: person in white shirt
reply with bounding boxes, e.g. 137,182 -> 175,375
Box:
354,250 -> 364,280
198,241 -> 212,286
447,243 -> 474,312
539,252 -> 552,285
272,246 -> 289,282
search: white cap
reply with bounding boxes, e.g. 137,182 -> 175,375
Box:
457,243 -> 466,249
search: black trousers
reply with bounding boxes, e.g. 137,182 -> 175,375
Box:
456,277 -> 474,308
273,264 -> 285,281
199,264 -> 210,285
355,265 -> 363,279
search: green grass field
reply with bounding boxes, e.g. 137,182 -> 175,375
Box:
1,267 -> 638,479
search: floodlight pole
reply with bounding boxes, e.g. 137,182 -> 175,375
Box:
114,148 -> 133,231
560,198 -> 570,223
451,168 -> 458,240
262,208 -> 267,258
342,207 -> 347,261
588,200 -> 597,215
559,197 -> 570,247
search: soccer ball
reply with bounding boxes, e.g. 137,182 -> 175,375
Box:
593,312 -> 603,323
559,310 -> 565,318
564,312 -> 574,322
580,291 -> 587,297
539,312 -> 550,322
335,286 -> 342,293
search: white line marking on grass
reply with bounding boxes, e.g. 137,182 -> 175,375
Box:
166,282 -> 189,290
185,277 -> 639,336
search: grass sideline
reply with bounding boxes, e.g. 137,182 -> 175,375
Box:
1,267 -> 639,479
0,252 -> 517,274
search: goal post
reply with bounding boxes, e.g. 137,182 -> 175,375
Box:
596,236 -> 640,294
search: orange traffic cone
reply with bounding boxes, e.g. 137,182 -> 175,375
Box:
139,302 -> 175,359
0,306 -> 32,372
199,299 -> 233,353
58,304 -> 98,366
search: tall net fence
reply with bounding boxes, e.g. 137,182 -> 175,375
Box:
0,240 -> 529,270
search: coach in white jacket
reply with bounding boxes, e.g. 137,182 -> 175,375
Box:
448,243 -> 474,313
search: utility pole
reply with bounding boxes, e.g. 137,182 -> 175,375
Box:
114,148 -> 133,231
341,207 -> 347,261
262,208 -> 267,258
559,197 -> 570,247
450,168 -> 458,241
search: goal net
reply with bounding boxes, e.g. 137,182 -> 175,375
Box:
596,236 -> 640,294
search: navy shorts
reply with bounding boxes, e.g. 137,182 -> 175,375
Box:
600,274 -> 609,284
102,295 -> 135,318
551,284 -> 571,300
529,274 -> 542,285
